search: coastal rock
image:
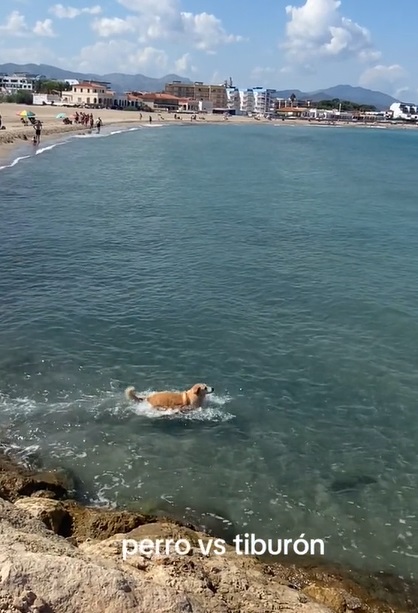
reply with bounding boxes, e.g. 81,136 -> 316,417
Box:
14,497 -> 72,536
61,500 -> 153,543
80,521 -> 332,613
0,451 -> 71,502
0,498 -> 202,613
0,451 -> 416,612
13,496 -> 156,543
302,585 -> 353,612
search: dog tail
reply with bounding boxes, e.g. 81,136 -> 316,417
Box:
124,386 -> 143,403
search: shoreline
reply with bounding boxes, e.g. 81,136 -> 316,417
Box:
0,446 -> 416,612
1,102 -> 418,169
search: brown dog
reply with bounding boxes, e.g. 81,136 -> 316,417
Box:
124,383 -> 214,411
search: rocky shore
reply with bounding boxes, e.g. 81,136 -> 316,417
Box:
0,450 -> 416,613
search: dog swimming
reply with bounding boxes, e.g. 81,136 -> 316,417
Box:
124,383 -> 214,412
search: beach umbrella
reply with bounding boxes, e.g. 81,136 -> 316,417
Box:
17,110 -> 36,118
56,113 -> 68,119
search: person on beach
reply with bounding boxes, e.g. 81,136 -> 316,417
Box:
96,117 -> 102,133
0,114 -> 2,129
33,120 -> 42,145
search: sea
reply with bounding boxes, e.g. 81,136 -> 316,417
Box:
1,122 -> 418,590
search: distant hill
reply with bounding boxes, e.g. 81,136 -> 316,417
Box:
0,64 -> 401,109
275,85 -> 399,110
0,63 -> 191,93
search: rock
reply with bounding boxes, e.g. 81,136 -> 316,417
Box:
61,501 -> 153,543
0,498 -> 203,613
80,522 -> 333,613
0,451 -> 70,502
12,496 -> 155,543
302,585 -> 348,613
14,498 -> 73,537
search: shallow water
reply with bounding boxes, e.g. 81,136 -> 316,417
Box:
1,123 -> 418,581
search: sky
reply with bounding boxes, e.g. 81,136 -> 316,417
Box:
0,0 -> 416,98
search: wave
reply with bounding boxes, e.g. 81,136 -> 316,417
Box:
0,154 -> 31,171
35,142 -> 66,155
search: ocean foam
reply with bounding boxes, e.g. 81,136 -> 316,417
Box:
0,387 -> 234,424
0,154 -> 31,171
35,143 -> 65,155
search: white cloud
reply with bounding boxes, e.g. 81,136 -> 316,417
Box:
0,44 -> 57,64
0,10 -> 56,38
250,66 -> 278,85
0,10 -> 28,37
282,0 -> 380,64
33,18 -> 56,37
359,64 -> 408,94
76,39 -> 199,77
181,12 -> 243,52
76,40 -> 169,74
174,52 -> 197,75
92,16 -> 137,37
94,0 -> 243,53
49,4 -> 102,19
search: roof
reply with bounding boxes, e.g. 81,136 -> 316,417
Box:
136,92 -> 183,101
278,106 -> 310,112
74,82 -> 106,89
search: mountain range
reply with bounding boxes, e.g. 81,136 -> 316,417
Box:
0,63 -> 400,110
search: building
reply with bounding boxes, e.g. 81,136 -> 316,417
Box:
61,82 -> 115,106
139,93 -> 184,111
252,87 -> 277,115
225,87 -> 240,113
165,81 -> 227,108
389,102 -> 418,120
32,93 -> 63,106
0,73 -> 34,92
238,89 -> 255,114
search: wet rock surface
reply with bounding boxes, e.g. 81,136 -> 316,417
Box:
0,449 -> 416,613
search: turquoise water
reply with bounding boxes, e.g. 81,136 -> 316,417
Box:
1,123 -> 418,582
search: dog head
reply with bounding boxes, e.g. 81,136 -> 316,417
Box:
187,383 -> 214,405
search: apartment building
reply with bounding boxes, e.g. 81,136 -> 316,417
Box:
165,81 -> 227,108
225,87 -> 241,113
252,87 -> 277,115
0,73 -> 34,92
238,89 -> 255,114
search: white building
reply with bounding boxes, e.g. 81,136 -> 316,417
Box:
32,93 -> 63,106
237,87 -> 277,115
0,73 -> 34,92
389,102 -> 418,120
238,89 -> 255,114
225,87 -> 240,113
252,87 -> 277,115
198,99 -> 213,112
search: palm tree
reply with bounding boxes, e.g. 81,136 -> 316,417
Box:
290,93 -> 296,107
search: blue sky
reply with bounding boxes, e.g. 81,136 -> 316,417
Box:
0,0 -> 416,98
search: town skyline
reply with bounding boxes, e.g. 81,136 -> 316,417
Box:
0,1 -> 416,100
